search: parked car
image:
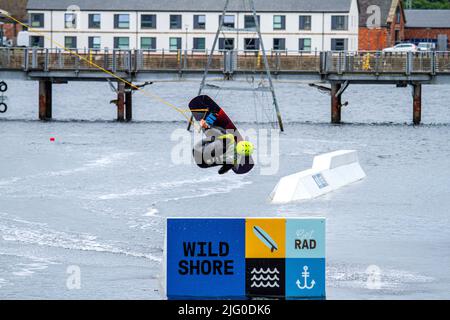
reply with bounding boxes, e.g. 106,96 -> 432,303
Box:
382,43 -> 418,53
417,42 -> 436,52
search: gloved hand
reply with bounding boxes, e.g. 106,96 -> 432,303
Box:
200,119 -> 209,129
205,113 -> 217,126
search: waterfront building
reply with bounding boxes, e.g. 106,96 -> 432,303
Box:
26,0 -> 359,53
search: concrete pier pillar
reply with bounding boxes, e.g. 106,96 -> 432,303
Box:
125,83 -> 132,122
117,82 -> 125,122
39,80 -> 52,120
413,83 -> 422,125
331,82 -> 342,124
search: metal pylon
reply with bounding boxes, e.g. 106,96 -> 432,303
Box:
187,0 -> 284,132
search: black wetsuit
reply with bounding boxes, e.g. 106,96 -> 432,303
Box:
192,127 -> 236,175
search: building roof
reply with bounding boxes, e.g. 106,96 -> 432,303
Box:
358,0 -> 402,27
27,0 -> 353,13
405,9 -> 450,28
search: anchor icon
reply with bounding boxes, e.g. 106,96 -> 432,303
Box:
296,266 -> 316,290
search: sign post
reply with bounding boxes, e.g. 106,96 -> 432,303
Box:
165,217 -> 326,299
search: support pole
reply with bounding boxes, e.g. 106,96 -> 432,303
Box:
39,80 -> 52,120
413,83 -> 422,125
331,82 -> 342,124
187,0 -> 231,131
250,0 -> 284,132
117,82 -> 125,122
125,83 -> 132,122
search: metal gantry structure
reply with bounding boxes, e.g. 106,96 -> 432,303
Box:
188,0 -> 284,131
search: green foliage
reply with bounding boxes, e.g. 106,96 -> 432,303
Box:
412,0 -> 450,9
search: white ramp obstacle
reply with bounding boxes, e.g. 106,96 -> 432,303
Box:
269,150 -> 366,204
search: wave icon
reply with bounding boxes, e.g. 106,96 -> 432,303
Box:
251,282 -> 280,288
251,274 -> 280,281
251,268 -> 280,275
250,267 -> 280,289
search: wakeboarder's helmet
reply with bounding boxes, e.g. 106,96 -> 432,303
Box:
236,141 -> 254,156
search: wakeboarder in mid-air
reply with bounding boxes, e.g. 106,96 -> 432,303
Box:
189,95 -> 254,175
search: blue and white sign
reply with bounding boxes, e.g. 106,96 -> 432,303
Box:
167,218 -> 246,298
165,217 -> 326,299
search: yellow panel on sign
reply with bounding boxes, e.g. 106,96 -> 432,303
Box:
245,219 -> 286,258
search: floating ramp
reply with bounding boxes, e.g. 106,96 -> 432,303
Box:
269,150 -> 366,204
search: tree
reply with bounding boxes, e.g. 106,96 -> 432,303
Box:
412,0 -> 450,9
0,0 -> 28,20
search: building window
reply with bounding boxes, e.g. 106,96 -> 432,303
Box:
331,16 -> 348,31
141,37 -> 156,51
220,15 -> 235,28
170,15 -> 182,29
64,36 -> 77,49
219,38 -> 234,51
114,14 -> 130,29
30,13 -> 44,28
299,15 -> 311,30
193,38 -> 206,51
88,37 -> 101,50
65,13 -> 77,29
194,15 -> 206,29
396,7 -> 401,24
114,37 -> 130,49
169,37 -> 182,52
141,14 -> 156,29
273,38 -> 286,51
244,15 -> 260,29
299,38 -> 312,52
30,36 -> 44,47
331,38 -> 348,51
88,14 -> 101,29
273,15 -> 285,30
395,30 -> 401,44
244,38 -> 260,51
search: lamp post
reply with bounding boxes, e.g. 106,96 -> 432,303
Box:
406,0 -> 413,9
185,24 -> 189,52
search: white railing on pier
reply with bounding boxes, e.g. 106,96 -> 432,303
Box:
1,47 -> 450,74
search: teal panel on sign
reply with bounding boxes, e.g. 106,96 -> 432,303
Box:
285,219 -> 325,258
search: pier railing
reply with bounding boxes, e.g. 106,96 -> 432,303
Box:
1,48 -> 450,75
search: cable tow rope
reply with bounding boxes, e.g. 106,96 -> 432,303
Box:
0,9 -> 208,127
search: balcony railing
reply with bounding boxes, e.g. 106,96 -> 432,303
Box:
1,48 -> 450,75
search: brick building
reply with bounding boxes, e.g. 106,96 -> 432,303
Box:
358,0 -> 406,51
1,24 -> 23,41
404,9 -> 450,51
0,0 -> 28,45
